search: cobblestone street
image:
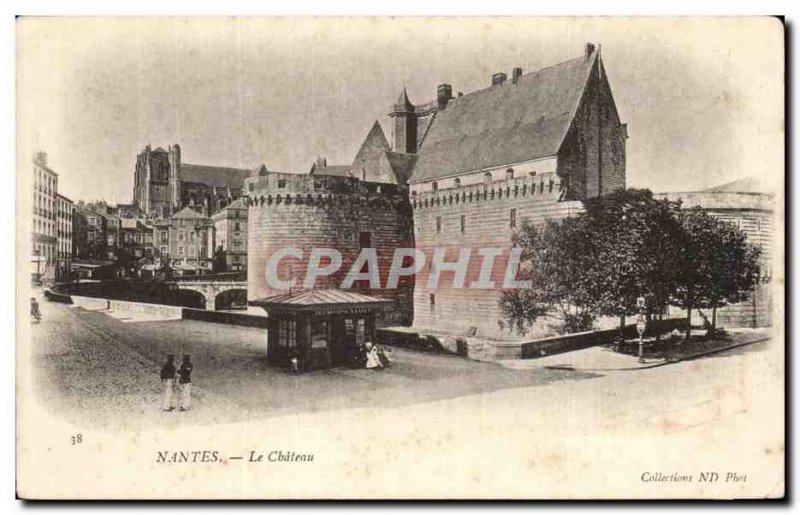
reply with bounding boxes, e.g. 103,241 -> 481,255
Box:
31,298 -> 599,430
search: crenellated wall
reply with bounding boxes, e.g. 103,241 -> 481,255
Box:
411,172 -> 584,338
244,172 -> 415,326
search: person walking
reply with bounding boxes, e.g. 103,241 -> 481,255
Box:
160,354 -> 177,412
176,355 -> 194,412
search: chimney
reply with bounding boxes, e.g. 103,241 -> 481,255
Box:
437,83 -> 453,110
512,67 -> 523,84
585,43 -> 596,60
33,151 -> 47,166
491,72 -> 507,87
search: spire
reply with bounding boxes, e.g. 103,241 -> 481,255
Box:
393,87 -> 414,113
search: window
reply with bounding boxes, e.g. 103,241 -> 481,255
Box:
460,214 -> 465,234
432,181 -> 438,192
160,245 -> 167,256
506,168 -> 515,180
454,178 -> 461,188
484,172 -> 492,187
178,231 -> 184,241
359,232 -> 372,249
277,179 -> 286,189
277,320 -> 297,348
234,222 -> 241,231
548,179 -> 554,192
510,209 -> 517,229
311,320 -> 329,349
436,217 -> 442,234
429,293 -> 436,314
178,246 -> 185,258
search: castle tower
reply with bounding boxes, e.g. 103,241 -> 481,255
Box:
389,88 -> 417,154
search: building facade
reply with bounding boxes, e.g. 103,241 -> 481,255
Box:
55,193 -> 74,280
164,207 -> 215,273
211,198 -> 248,271
31,152 -> 59,281
133,144 -> 250,218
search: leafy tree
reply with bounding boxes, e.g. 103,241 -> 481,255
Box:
500,217 -> 601,335
672,208 -> 761,339
581,189 -> 685,326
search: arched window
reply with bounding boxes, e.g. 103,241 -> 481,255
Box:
432,181 -> 438,192
505,168 -> 515,180
454,178 -> 461,188
484,172 -> 492,187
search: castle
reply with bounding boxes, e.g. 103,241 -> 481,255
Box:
245,43 -> 629,338
133,144 -> 251,218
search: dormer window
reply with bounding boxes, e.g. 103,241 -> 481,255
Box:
432,181 -> 438,192
454,178 -> 461,188
505,168 -> 514,180
484,172 -> 492,187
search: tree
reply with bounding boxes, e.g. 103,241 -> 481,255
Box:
501,189 -> 684,336
500,217 -> 602,335
581,189 -> 685,326
672,208 -> 761,339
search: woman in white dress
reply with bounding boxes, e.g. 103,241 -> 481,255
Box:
364,341 -> 383,369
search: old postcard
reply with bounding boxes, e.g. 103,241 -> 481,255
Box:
15,16 -> 784,499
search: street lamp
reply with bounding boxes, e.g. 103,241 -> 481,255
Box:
636,296 -> 646,364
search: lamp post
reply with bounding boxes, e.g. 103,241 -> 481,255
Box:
636,296 -> 646,364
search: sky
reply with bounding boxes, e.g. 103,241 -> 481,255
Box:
17,17 -> 783,204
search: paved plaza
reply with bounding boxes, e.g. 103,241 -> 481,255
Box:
29,295 -> 777,436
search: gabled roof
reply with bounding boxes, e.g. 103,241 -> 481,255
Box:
171,206 -> 208,220
350,121 -> 413,184
410,49 -> 599,183
181,163 -> 250,189
384,152 -> 417,185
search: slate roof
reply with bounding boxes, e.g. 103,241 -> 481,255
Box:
251,289 -> 391,308
410,50 -> 598,183
384,152 -> 417,185
171,206 -> 208,220
181,163 -> 250,189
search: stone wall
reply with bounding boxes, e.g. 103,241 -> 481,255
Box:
411,174 -> 584,338
657,191 -> 775,328
245,172 -> 415,325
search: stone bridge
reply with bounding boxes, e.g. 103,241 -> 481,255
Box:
167,279 -> 248,311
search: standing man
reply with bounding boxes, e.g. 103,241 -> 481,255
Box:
177,355 -> 194,412
160,354 -> 177,412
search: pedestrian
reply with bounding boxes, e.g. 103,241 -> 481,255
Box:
288,350 -> 299,374
364,341 -> 383,370
176,354 -> 194,411
160,354 -> 177,412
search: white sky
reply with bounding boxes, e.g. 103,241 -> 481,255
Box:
17,17 -> 783,203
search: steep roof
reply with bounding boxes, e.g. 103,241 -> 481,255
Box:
181,163 -> 250,189
171,206 -> 208,220
410,50 -> 598,183
383,152 -> 417,184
